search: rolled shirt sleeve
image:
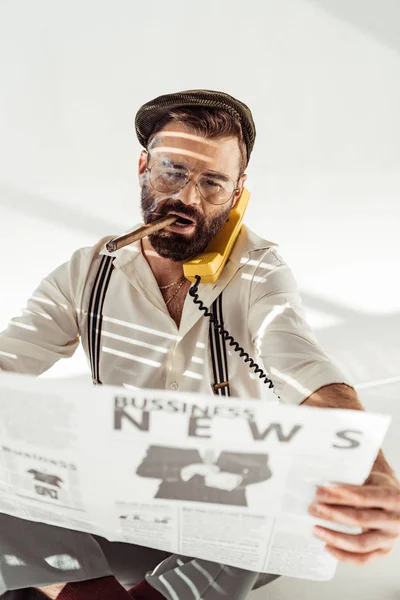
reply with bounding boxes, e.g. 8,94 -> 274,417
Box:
248,249 -> 353,405
0,248 -> 89,375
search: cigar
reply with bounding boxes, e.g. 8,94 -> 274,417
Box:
106,215 -> 178,253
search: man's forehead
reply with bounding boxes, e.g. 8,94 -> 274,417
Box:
148,128 -> 238,170
149,130 -> 219,163
150,129 -> 220,149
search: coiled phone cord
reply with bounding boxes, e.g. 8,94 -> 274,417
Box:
189,275 -> 276,390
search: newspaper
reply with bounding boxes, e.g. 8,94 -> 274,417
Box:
0,372 -> 391,581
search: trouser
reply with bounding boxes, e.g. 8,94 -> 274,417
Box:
0,515 -> 280,599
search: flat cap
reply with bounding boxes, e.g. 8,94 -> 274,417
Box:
134,89 -> 256,163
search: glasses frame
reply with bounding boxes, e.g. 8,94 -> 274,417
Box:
145,154 -> 241,206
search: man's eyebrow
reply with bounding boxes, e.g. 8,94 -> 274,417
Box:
201,170 -> 231,181
164,160 -> 186,170
167,162 -> 230,180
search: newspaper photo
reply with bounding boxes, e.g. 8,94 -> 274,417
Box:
0,372 -> 391,581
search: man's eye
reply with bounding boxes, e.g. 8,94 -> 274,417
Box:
165,171 -> 185,180
204,179 -> 220,188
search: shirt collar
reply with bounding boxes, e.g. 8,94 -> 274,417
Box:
99,223 -> 278,337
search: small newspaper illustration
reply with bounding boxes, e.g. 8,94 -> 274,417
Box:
0,371 -> 391,581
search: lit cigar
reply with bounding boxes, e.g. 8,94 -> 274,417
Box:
106,215 -> 178,253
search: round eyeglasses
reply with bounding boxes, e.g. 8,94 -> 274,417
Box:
145,159 -> 240,205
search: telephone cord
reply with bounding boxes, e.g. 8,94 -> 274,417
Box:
188,275 -> 277,392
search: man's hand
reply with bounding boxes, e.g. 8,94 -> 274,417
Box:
308,471 -> 400,564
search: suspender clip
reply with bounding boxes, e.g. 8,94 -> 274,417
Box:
213,381 -> 230,391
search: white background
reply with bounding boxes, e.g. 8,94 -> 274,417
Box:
0,0 -> 399,597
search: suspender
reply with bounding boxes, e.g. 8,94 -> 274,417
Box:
87,255 -> 115,385
208,294 -> 230,397
87,255 -> 230,396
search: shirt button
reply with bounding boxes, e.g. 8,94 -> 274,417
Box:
170,381 -> 179,390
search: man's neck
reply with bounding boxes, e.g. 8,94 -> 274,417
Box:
141,238 -> 185,287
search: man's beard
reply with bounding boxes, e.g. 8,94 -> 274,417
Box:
140,182 -> 232,262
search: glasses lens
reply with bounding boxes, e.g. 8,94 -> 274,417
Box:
198,174 -> 235,205
149,162 -> 189,193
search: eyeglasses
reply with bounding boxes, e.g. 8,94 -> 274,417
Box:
145,158 -> 240,205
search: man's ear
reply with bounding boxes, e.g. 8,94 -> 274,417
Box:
138,150 -> 148,186
231,173 -> 247,209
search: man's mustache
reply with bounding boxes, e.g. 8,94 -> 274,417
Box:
150,202 -> 202,224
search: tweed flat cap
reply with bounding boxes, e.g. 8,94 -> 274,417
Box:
134,89 -> 256,163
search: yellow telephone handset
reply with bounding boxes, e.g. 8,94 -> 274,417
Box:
183,187 -> 250,283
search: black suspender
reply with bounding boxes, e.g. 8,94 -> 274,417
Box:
87,255 -> 230,396
208,294 -> 230,396
87,255 -> 115,385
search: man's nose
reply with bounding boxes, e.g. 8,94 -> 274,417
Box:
177,176 -> 202,207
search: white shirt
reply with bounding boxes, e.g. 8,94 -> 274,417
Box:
0,224 -> 352,404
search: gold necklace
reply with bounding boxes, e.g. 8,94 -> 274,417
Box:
165,279 -> 187,306
159,275 -> 186,290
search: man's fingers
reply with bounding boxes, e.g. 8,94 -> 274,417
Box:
316,485 -> 400,511
323,545 -> 393,565
308,503 -> 400,532
312,477 -> 400,565
313,526 -> 398,555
